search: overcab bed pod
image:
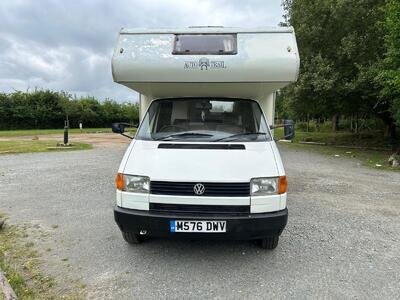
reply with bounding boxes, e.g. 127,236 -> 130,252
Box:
111,26 -> 300,125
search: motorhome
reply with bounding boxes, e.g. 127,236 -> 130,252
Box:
111,26 -> 299,249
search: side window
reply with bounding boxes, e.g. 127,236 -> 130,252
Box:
241,104 -> 255,132
155,102 -> 173,131
252,102 -> 268,133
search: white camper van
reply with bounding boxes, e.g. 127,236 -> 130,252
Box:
111,26 -> 299,249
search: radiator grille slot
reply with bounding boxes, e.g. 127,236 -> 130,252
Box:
150,181 -> 250,197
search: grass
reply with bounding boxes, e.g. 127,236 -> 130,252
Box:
0,215 -> 83,299
274,128 -> 393,149
279,142 -> 395,171
0,128 -> 111,137
274,128 -> 399,171
0,216 -> 54,298
0,140 -> 92,155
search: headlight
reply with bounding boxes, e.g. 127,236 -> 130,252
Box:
116,173 -> 150,193
250,176 -> 287,196
251,177 -> 278,196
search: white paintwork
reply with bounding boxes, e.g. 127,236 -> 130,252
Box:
281,193 -> 287,210
259,93 -> 276,135
112,29 -> 299,85
116,190 -> 122,207
269,141 -> 286,175
117,140 -> 286,212
250,193 -> 287,213
117,182 -> 287,212
117,140 -> 136,173
138,87 -> 279,123
120,27 -> 296,34
113,26 -> 299,214
123,140 -> 282,182
250,194 -> 281,213
149,194 -> 250,206
112,26 -> 300,123
118,190 -> 149,210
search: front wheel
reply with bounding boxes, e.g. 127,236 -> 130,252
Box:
259,236 -> 279,250
122,231 -> 146,244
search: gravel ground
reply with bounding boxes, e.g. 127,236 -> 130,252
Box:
0,142 -> 399,299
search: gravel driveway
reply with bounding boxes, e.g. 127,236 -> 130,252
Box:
0,142 -> 399,299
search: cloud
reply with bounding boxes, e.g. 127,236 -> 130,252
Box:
0,0 -> 283,102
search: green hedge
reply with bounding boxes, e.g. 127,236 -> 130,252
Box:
0,90 -> 139,130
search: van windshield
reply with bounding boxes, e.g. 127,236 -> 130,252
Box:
136,98 -> 271,142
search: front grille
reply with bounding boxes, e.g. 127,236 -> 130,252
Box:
150,181 -> 250,197
150,203 -> 250,215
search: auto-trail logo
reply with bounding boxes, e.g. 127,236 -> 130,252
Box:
193,183 -> 205,195
184,57 -> 227,70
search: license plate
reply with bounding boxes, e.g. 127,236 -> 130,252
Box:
170,220 -> 226,233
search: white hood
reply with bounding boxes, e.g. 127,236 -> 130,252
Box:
123,140 -> 279,182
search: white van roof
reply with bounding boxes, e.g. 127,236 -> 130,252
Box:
120,26 -> 295,34
112,26 -> 299,99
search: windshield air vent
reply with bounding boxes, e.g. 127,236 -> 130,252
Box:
158,143 -> 245,150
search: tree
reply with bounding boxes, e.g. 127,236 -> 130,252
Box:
121,102 -> 140,124
0,90 -> 140,130
281,0 -> 386,131
0,93 -> 11,129
380,0 -> 400,129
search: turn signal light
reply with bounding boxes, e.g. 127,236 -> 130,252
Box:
278,176 -> 287,194
116,173 -> 124,191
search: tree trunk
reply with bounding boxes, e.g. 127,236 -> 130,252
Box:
382,118 -> 396,137
355,113 -> 359,134
331,114 -> 339,132
350,115 -> 353,132
386,123 -> 398,152
379,115 -> 398,152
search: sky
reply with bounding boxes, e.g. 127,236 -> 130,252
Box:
0,0 -> 284,102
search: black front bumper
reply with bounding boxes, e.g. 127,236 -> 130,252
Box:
114,206 -> 288,240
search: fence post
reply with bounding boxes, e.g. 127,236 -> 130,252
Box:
63,119 -> 69,145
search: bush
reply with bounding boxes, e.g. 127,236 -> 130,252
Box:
0,90 -> 139,130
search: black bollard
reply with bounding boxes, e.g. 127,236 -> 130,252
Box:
63,120 -> 69,145
284,119 -> 295,140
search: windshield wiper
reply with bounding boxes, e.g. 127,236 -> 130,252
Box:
213,132 -> 267,142
155,132 -> 214,141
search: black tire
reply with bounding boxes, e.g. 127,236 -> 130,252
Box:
259,236 -> 279,250
122,231 -> 145,244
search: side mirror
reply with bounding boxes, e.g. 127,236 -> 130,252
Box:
112,123 -> 125,134
283,119 -> 295,140
111,122 -> 136,139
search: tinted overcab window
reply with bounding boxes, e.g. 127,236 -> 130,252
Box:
173,34 -> 237,55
